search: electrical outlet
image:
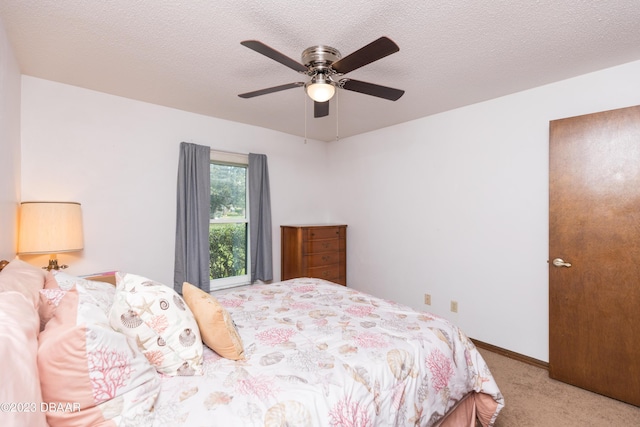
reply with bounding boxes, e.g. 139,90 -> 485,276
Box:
424,294 -> 431,305
450,300 -> 458,313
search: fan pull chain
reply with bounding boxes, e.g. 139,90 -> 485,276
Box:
335,89 -> 340,141
304,91 -> 308,144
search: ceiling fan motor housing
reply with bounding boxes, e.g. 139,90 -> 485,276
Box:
301,46 -> 342,73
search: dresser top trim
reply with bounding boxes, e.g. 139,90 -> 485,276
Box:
281,224 -> 347,228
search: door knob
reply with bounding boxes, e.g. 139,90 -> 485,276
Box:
552,258 -> 572,268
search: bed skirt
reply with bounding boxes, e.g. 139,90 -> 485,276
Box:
438,392 -> 500,427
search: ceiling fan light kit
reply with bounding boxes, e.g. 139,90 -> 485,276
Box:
305,74 -> 335,102
239,36 -> 404,118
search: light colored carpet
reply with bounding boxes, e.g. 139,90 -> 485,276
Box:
477,348 -> 640,426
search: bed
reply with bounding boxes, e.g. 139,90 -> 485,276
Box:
0,258 -> 503,426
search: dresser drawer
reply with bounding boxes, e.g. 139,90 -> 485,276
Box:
306,252 -> 340,268
308,265 -> 340,281
306,227 -> 342,240
305,238 -> 339,254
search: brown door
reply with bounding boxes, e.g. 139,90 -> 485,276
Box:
549,105 -> 640,406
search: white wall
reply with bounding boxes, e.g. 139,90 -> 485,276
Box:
20,77 -> 331,284
329,60 -> 640,361
19,58 -> 640,362
0,17 -> 21,260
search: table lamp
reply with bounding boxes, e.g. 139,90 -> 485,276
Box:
18,201 -> 84,270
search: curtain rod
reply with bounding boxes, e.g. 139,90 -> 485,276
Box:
210,148 -> 250,156
182,142 -> 249,156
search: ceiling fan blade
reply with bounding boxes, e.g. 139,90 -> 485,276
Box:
341,79 -> 404,101
314,101 -> 329,118
331,36 -> 399,75
238,82 -> 304,98
241,40 -> 307,73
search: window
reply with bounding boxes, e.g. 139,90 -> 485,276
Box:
209,151 -> 250,289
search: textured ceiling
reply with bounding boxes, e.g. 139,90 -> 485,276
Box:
2,1 -> 640,142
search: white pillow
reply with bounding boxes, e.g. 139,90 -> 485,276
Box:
109,273 -> 203,376
52,271 -> 116,314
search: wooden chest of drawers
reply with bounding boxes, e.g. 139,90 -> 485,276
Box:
280,224 -> 347,286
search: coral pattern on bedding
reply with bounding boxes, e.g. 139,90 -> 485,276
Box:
152,278 -> 504,426
38,279 -> 161,426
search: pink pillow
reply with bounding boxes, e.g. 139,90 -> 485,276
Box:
44,271 -> 59,289
38,272 -> 64,331
0,258 -> 46,308
0,291 -> 47,427
38,286 -> 160,426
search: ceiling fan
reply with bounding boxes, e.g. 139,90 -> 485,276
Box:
238,36 -> 405,118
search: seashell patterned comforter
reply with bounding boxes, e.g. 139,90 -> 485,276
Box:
152,278 -> 504,426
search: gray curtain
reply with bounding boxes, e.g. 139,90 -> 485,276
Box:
249,153 -> 273,282
174,142 -> 211,293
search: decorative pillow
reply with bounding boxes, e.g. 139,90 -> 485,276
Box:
182,281 -> 245,360
38,272 -> 64,331
109,273 -> 204,376
0,258 -> 46,308
0,291 -> 48,427
53,270 -> 116,314
38,286 -> 161,426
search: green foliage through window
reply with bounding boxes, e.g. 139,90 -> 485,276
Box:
210,164 -> 246,220
209,223 -> 247,279
209,161 -> 248,282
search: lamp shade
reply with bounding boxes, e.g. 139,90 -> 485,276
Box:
18,202 -> 84,254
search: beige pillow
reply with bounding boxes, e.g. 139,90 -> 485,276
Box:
182,282 -> 244,360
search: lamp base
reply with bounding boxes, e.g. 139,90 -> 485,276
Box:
43,254 -> 68,271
